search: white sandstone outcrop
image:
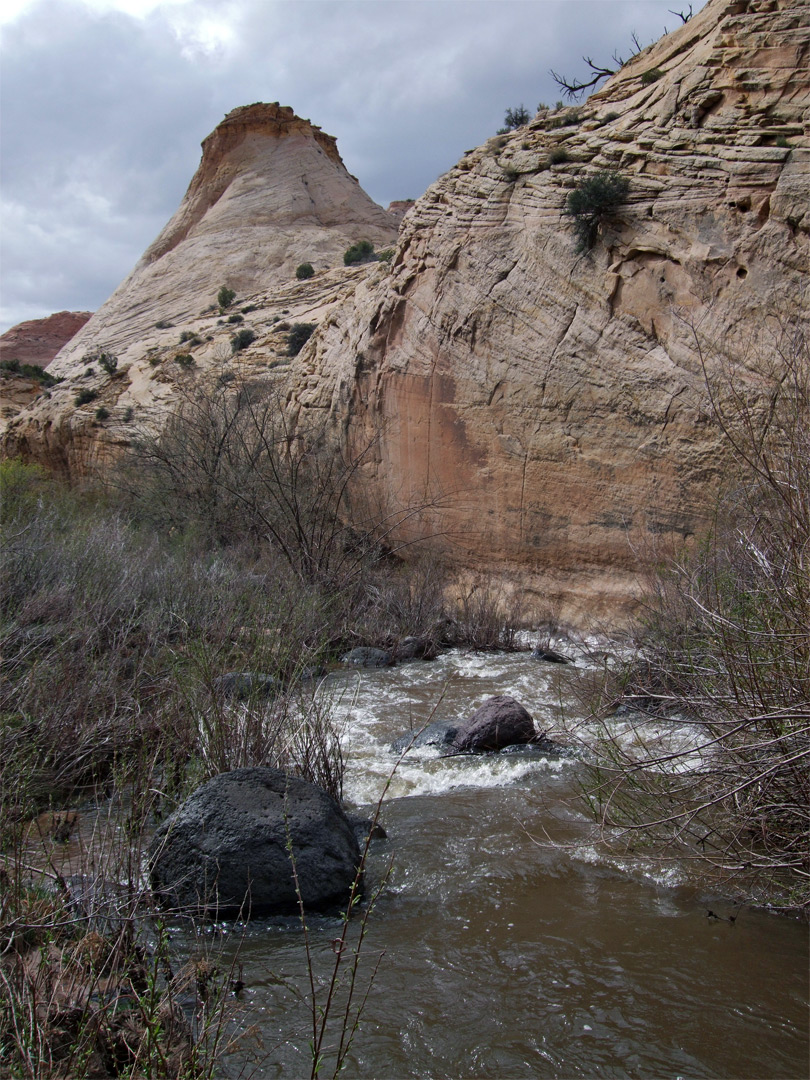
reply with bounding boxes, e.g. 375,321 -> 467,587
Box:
3,1 -> 808,621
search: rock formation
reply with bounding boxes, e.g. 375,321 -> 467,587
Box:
3,0 -> 808,623
0,104 -> 398,472
149,767 -> 361,918
51,103 -> 399,371
0,311 -> 92,368
288,0 -> 809,618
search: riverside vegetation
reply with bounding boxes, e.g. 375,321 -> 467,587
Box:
1,322 -> 808,1073
582,318 -> 810,913
0,374 -> 526,1076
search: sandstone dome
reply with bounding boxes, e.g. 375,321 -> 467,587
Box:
49,103 -> 398,374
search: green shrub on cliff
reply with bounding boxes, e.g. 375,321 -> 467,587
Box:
344,240 -> 375,266
502,104 -> 530,130
217,285 -> 236,309
230,328 -> 256,353
74,388 -> 98,407
286,322 -> 316,356
566,169 -> 629,251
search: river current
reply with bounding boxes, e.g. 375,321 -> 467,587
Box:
213,646 -> 809,1079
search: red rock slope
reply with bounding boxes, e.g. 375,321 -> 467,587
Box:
0,311 -> 92,368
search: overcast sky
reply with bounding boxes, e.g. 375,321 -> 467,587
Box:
0,0 -> 707,332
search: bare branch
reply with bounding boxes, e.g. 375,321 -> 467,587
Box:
669,4 -> 693,23
550,56 -> 617,99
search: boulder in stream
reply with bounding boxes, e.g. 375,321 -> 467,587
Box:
392,636 -> 438,661
449,695 -> 537,753
148,767 -> 361,918
390,721 -> 457,755
531,646 -> 572,664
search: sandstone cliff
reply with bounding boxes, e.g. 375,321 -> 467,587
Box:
286,0 -> 809,619
1,104 -> 398,473
3,0 -> 809,622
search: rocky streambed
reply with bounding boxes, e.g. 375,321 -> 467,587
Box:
194,644 -> 810,1079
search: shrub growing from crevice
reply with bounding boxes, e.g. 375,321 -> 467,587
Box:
286,322 -> 316,356
502,104 -> 530,131
217,285 -> 236,309
565,169 -> 630,252
344,241 -> 375,266
296,262 -> 315,280
230,329 -> 256,353
74,388 -> 98,407
81,347 -> 118,376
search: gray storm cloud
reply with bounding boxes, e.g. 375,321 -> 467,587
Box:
0,0 -> 706,330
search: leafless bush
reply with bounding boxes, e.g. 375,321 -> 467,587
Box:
580,317 -> 810,910
115,373 -> 441,592
450,575 -> 528,651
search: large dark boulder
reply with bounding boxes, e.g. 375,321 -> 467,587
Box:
148,767 -> 361,918
449,695 -> 536,753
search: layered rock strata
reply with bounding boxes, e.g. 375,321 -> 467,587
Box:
0,311 -> 92,368
287,0 -> 809,619
3,0 -> 809,622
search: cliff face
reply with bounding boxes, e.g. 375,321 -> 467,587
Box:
287,0 -> 809,619
3,0 -> 808,622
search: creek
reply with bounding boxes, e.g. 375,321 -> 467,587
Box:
211,646 -> 808,1078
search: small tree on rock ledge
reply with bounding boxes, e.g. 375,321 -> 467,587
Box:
565,170 -> 630,252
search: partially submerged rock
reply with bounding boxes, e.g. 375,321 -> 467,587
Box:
148,767 -> 361,918
346,814 -> 388,844
390,721 -> 457,755
341,646 -> 392,668
449,695 -> 537,753
531,646 -> 572,665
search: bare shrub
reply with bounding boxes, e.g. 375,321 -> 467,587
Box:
580,317 -> 810,909
115,373 -> 442,592
450,575 -> 528,651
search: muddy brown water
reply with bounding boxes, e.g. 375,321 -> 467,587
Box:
199,647 -> 809,1079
